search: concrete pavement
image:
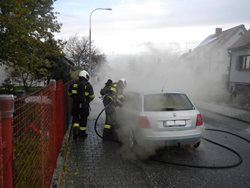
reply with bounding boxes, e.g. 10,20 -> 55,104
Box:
51,99 -> 152,188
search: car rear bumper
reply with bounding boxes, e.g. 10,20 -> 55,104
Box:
137,126 -> 204,145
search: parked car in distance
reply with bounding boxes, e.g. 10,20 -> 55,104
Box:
116,92 -> 204,151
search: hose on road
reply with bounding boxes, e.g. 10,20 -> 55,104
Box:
150,131 -> 245,169
94,105 -> 249,169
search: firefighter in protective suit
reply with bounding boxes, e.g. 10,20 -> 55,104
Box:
116,78 -> 127,104
68,70 -> 95,140
100,78 -> 127,139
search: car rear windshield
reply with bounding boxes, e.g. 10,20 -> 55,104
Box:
144,93 -> 194,111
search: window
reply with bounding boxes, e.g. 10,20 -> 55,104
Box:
238,55 -> 250,71
144,93 -> 194,111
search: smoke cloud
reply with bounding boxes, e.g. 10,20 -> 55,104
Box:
92,45 -> 229,160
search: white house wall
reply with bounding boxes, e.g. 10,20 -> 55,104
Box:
211,29 -> 246,75
230,48 -> 250,83
191,28 -> 247,84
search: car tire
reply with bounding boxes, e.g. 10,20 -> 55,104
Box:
192,141 -> 200,149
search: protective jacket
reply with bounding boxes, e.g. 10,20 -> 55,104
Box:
68,78 -> 95,104
116,82 -> 126,106
100,81 -> 117,138
100,81 -> 126,139
100,82 -> 125,106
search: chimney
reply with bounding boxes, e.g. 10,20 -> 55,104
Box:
215,28 -> 222,35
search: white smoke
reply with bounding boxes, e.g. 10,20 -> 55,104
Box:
93,45 -> 229,160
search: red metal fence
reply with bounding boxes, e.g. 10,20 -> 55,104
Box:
0,80 -> 68,188
0,112 -> 4,188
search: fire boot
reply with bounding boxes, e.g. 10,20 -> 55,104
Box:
73,127 -> 78,140
103,124 -> 113,139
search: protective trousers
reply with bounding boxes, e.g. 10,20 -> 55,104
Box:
103,96 -> 116,138
71,101 -> 89,139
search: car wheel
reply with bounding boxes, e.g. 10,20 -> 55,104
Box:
192,141 -> 200,149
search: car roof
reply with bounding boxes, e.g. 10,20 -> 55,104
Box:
127,91 -> 187,96
144,92 -> 187,95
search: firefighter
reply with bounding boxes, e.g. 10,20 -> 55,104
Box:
100,78 -> 127,139
100,79 -> 116,138
68,70 -> 95,140
116,78 -> 127,105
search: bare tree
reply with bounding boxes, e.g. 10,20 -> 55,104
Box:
64,35 -> 106,74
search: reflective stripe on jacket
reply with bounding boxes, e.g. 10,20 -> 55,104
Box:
68,78 -> 95,103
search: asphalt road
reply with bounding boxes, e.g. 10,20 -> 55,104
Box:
60,106 -> 250,188
141,109 -> 250,188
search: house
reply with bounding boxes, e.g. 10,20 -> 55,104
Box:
228,29 -> 250,96
182,25 -> 247,92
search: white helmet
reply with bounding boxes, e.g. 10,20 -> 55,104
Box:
118,78 -> 127,88
79,70 -> 90,80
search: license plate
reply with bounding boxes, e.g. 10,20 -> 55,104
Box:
164,120 -> 186,127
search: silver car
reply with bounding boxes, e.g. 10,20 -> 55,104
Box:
116,92 -> 204,150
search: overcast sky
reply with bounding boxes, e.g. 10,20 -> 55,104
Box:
54,0 -> 250,55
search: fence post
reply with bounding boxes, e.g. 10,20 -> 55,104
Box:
0,95 -> 14,188
0,112 -> 3,188
49,80 -> 57,174
56,80 -> 65,154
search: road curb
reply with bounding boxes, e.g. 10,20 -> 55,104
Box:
50,125 -> 71,188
